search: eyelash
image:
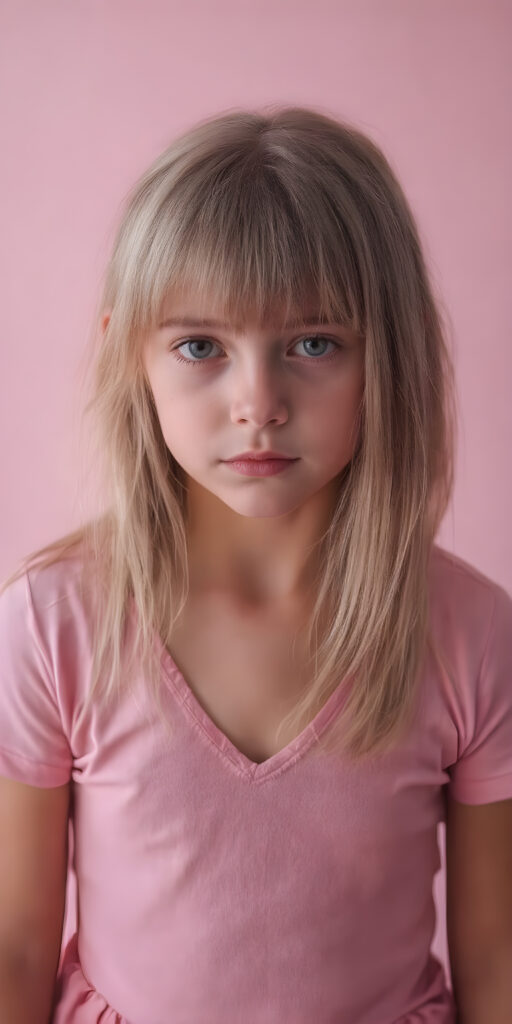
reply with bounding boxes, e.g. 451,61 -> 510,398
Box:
170,335 -> 343,368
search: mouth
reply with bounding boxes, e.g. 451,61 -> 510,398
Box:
225,451 -> 297,462
223,456 -> 299,476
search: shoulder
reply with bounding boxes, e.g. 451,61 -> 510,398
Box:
429,542 -> 506,599
429,547 -> 512,806
0,547 -> 101,685
425,545 -> 512,754
24,548 -> 91,609
19,546 -> 105,646
428,543 -> 511,646
0,553 -> 92,786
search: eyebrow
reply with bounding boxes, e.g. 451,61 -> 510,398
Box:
158,314 -> 338,330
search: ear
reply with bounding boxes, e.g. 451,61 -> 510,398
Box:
101,309 -> 111,335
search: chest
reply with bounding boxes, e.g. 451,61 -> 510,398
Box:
164,593 -> 314,764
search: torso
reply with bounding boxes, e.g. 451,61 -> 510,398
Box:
164,589 -> 315,764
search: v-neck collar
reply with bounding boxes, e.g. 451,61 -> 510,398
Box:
150,621 -> 350,784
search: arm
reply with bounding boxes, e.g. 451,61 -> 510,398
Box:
0,774 -> 70,1024
445,791 -> 512,1023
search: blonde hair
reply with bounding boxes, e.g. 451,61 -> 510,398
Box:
1,104 -> 458,763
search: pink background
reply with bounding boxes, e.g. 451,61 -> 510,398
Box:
1,0 -> 511,993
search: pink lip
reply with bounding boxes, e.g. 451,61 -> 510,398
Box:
225,458 -> 297,477
225,450 -> 296,461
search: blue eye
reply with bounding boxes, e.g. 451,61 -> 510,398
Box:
171,335 -> 342,367
173,339 -> 221,365
296,336 -> 338,359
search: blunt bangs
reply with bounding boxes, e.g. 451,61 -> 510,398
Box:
134,143 -> 366,337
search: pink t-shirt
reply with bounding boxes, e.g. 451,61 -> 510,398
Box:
1,543 -> 511,1023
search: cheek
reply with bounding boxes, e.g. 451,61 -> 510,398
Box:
157,398 -> 214,456
311,379 -> 363,430
307,381 -> 363,461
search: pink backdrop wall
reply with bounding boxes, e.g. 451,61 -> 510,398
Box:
1,0 -> 511,993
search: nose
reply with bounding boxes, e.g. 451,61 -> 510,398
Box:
230,360 -> 289,429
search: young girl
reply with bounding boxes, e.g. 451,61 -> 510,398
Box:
0,105 -> 511,1024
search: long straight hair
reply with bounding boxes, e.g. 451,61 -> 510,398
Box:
1,105 -> 458,763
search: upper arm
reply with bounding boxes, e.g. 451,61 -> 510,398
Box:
0,774 -> 70,972
445,791 -> 512,994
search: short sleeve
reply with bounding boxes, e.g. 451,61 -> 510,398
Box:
0,570 -> 72,787
448,582 -> 512,804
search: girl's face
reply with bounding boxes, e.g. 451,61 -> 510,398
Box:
142,294 -> 365,521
